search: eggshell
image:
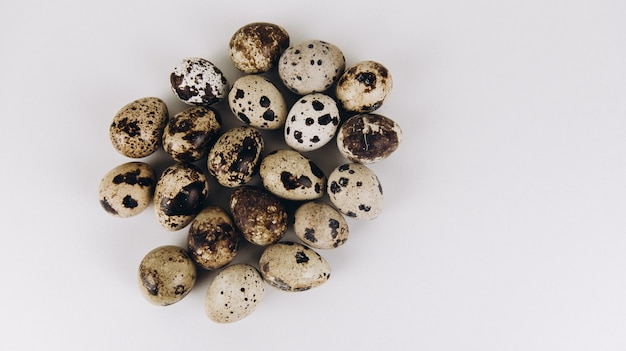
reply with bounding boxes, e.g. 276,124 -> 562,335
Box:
259,149 -> 326,200
205,264 -> 265,323
294,201 -> 349,249
137,245 -> 197,306
207,126 -> 264,188
109,97 -> 168,158
229,186 -> 287,246
259,242 -> 331,292
228,75 -> 287,130
335,60 -> 393,113
327,163 -> 383,220
162,106 -> 221,162
98,162 -> 156,218
187,206 -> 239,270
170,57 -> 229,106
336,113 -> 402,164
284,93 -> 340,152
229,22 -> 290,74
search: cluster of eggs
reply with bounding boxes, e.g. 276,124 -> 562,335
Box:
98,22 -> 402,323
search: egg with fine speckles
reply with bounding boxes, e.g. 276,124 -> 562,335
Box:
259,149 -> 326,201
138,245 -> 197,306
230,186 -> 287,246
205,264 -> 265,323
335,60 -> 393,113
327,163 -> 384,220
98,162 -> 156,218
229,22 -> 290,74
109,97 -> 168,158
162,106 -> 221,162
187,206 -> 239,270
170,57 -> 229,107
228,75 -> 287,130
207,126 -> 264,188
284,93 -> 340,152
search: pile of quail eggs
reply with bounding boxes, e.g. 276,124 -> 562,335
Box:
98,22 -> 402,323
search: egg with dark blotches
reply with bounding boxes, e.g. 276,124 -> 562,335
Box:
205,264 -> 265,323
137,245 -> 197,306
228,75 -> 287,130
294,201 -> 349,249
154,163 -> 209,231
335,60 -> 393,113
259,149 -> 326,201
98,162 -> 156,218
229,22 -> 290,74
187,206 -> 239,270
284,93 -> 340,152
327,163 -> 384,220
259,241 -> 331,292
109,97 -> 168,158
162,106 -> 221,162
170,57 -> 229,107
336,113 -> 402,164
207,126 -> 264,188
230,186 -> 287,246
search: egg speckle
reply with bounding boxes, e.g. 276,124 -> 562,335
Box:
294,201 -> 349,249
327,163 -> 384,220
228,75 -> 287,130
98,162 -> 156,218
336,113 -> 402,164
205,264 -> 265,323
162,106 -> 221,162
138,245 -> 197,306
230,186 -> 287,246
229,22 -> 290,74
207,126 -> 264,188
259,242 -> 331,292
109,97 -> 168,158
170,57 -> 229,106
188,206 -> 239,270
259,149 -> 326,201
335,60 -> 393,113
284,93 -> 340,152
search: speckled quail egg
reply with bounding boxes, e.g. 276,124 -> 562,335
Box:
259,241 -> 331,292
230,186 -> 287,246
154,162 -> 209,231
335,60 -> 393,113
187,206 -> 239,270
336,113 -> 402,164
137,245 -> 197,306
207,126 -> 264,188
278,40 -> 345,95
259,149 -> 326,201
284,93 -> 340,152
294,201 -> 349,249
327,163 -> 384,220
109,97 -> 168,158
162,106 -> 221,162
98,162 -> 156,218
229,22 -> 290,74
170,57 -> 229,106
205,264 -> 265,323
228,75 -> 287,130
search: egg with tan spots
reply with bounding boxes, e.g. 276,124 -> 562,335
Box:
187,206 -> 239,270
294,201 -> 349,249
229,22 -> 290,74
207,126 -> 264,188
259,149 -> 326,201
229,186 -> 287,246
284,93 -> 340,152
335,60 -> 393,113
162,106 -> 221,162
327,163 -> 384,220
109,97 -> 168,158
205,264 -> 265,323
170,57 -> 229,107
228,75 -> 287,130
98,162 -> 156,218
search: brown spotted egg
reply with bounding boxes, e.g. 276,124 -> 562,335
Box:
335,60 -> 393,113
229,22 -> 290,74
336,113 -> 402,164
98,162 -> 156,218
205,264 -> 265,323
137,245 -> 197,306
170,57 -> 229,107
207,126 -> 264,188
230,186 -> 287,246
109,97 -> 168,158
187,206 -> 239,270
259,149 -> 326,201
294,201 -> 349,249
327,163 -> 384,220
278,40 -> 345,95
259,241 -> 331,292
162,106 -> 221,162
284,93 -> 340,152
228,75 -> 287,130
154,163 -> 209,231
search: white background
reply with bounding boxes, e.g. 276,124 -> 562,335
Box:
1,0 -> 625,350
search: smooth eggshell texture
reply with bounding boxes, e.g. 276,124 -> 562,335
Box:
137,245 -> 197,306
162,106 -> 221,162
188,206 -> 239,270
278,40 -> 345,95
229,22 -> 290,74
207,126 -> 264,188
170,57 -> 229,106
335,60 -> 393,113
284,93 -> 340,152
259,149 -> 326,201
109,97 -> 168,158
154,163 -> 209,231
294,201 -> 349,249
98,162 -> 156,218
230,186 -> 287,246
327,163 -> 384,220
205,264 -> 265,323
228,75 -> 287,130
259,242 -> 331,292
336,113 -> 402,164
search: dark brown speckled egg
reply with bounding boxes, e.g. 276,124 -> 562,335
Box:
229,22 -> 290,74
187,206 -> 239,270
207,126 -> 264,188
109,97 -> 168,158
335,60 -> 393,113
336,113 -> 402,164
162,106 -> 221,162
230,186 -> 287,246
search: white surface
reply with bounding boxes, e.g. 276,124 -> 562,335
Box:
1,0 -> 625,350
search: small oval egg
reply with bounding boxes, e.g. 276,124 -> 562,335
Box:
327,163 -> 383,220
109,97 -> 168,158
162,106 -> 221,162
170,57 -> 229,106
154,163 -> 209,231
98,162 -> 156,218
137,245 -> 197,306
207,126 -> 264,188
278,40 -> 345,95
284,93 -> 340,152
335,60 -> 393,113
259,149 -> 326,200
187,206 -> 239,270
259,242 -> 331,292
230,186 -> 287,246
205,264 -> 265,323
336,113 -> 402,164
228,75 -> 287,130
294,201 -> 349,249
229,22 -> 290,74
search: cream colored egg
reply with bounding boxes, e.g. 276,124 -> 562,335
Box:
205,264 -> 265,323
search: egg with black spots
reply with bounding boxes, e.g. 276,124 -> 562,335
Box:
162,106 -> 221,162
170,57 -> 229,107
98,162 -> 156,218
109,97 -> 168,158
207,126 -> 264,188
259,149 -> 326,201
284,93 -> 340,152
228,75 -> 287,130
327,163 -> 384,220
294,201 -> 349,249
335,60 -> 393,113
